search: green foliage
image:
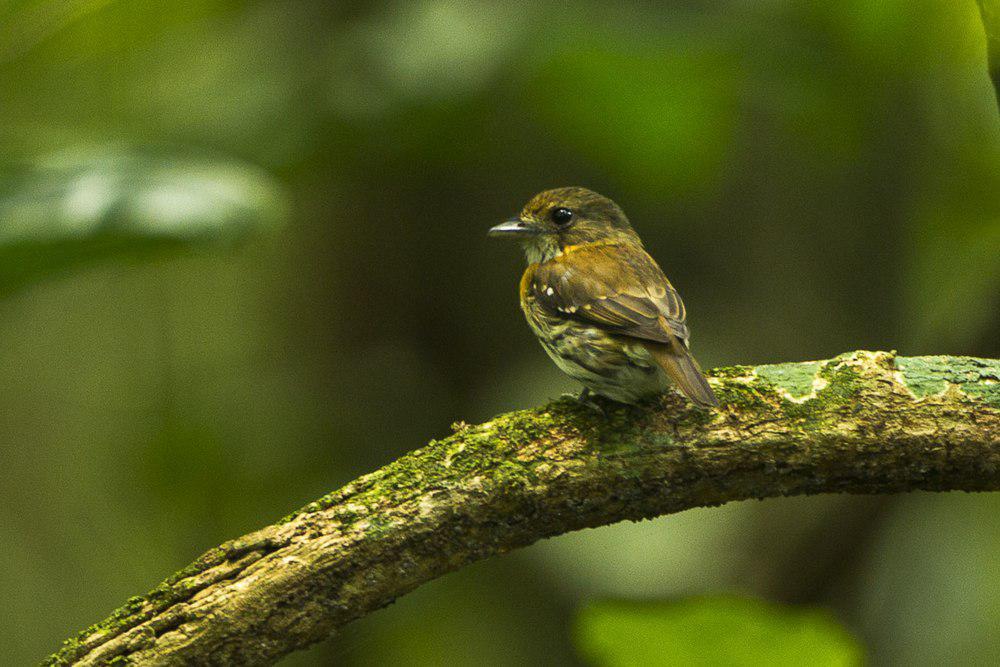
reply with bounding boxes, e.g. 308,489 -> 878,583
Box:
978,0 -> 1000,77
575,597 -> 863,667
528,36 -> 738,199
902,0 -> 1000,350
0,146 -> 285,296
0,0 -> 997,664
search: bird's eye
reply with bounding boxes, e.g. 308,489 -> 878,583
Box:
550,207 -> 574,226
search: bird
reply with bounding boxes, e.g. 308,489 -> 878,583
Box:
489,186 -> 718,408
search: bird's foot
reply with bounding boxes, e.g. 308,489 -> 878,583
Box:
574,387 -> 607,416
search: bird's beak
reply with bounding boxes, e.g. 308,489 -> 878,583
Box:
488,217 -> 538,238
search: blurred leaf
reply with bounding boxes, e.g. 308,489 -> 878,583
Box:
328,0 -> 534,118
849,493 -> 1000,665
902,0 -> 1000,349
0,145 -> 285,295
575,597 -> 863,667
0,0 -> 117,65
977,0 -> 1000,102
526,33 -> 739,201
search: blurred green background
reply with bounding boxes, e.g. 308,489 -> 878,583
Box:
2,0 -> 998,664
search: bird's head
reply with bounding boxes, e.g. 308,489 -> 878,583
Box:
489,187 -> 640,263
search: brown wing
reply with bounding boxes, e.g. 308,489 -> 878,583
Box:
642,337 -> 718,407
529,243 -> 689,343
529,243 -> 718,407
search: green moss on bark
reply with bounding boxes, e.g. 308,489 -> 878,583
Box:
46,351 -> 1000,667
756,361 -> 823,398
897,355 -> 1000,406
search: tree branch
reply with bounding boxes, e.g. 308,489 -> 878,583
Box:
47,351 -> 1000,666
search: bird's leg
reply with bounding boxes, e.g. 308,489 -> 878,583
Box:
575,386 -> 606,416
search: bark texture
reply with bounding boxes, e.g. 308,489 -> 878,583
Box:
47,351 -> 1000,666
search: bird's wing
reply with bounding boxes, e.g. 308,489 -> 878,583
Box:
530,243 -> 718,407
530,243 -> 689,344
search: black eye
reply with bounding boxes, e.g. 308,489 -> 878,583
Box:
550,207 -> 574,226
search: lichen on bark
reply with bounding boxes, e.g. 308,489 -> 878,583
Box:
47,351 -> 1000,666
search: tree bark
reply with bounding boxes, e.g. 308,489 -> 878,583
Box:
46,351 -> 1000,666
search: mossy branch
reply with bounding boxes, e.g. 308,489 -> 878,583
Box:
47,351 -> 1000,666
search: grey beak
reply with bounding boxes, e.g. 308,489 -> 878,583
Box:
488,217 -> 537,238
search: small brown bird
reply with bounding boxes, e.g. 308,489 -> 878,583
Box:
489,187 -> 718,408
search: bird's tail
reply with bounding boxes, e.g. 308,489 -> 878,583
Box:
643,339 -> 719,408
